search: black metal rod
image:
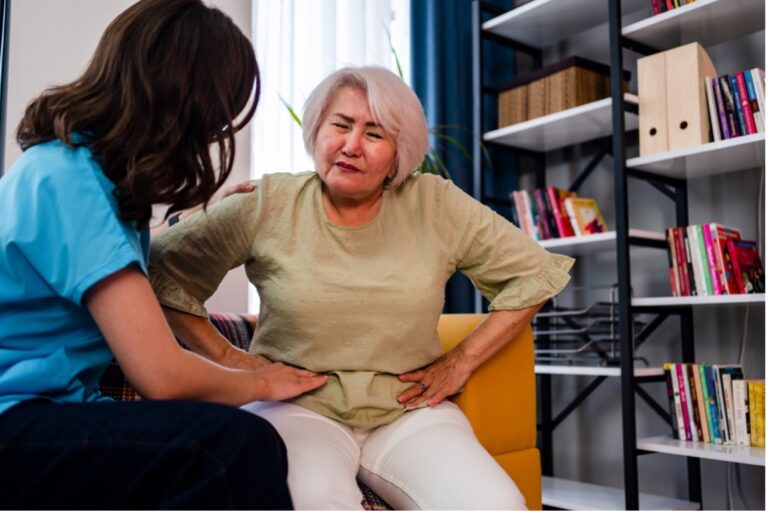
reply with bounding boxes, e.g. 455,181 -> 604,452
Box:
628,236 -> 668,249
634,313 -> 669,349
647,180 -> 676,201
551,376 -> 608,429
636,384 -> 672,425
608,0 -> 639,509
569,140 -> 609,192
479,0 -> 509,17
484,140 -> 545,160
621,36 -> 660,57
627,167 -> 687,189
0,0 -> 10,177
481,29 -> 543,58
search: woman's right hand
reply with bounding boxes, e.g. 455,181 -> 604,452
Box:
254,363 -> 328,401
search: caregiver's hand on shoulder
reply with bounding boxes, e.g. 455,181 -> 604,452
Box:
256,363 -> 328,401
219,346 -> 272,371
397,349 -> 473,408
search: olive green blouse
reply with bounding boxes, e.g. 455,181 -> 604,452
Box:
149,172 -> 574,428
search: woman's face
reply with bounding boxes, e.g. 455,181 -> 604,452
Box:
313,86 -> 397,203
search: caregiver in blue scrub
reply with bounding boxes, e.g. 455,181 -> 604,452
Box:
0,0 -> 326,508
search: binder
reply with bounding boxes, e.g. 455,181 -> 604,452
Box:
638,51 -> 668,156
665,42 -> 717,151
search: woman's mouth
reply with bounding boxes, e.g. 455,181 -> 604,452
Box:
335,162 -> 361,172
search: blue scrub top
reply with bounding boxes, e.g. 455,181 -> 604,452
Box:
0,139 -> 150,415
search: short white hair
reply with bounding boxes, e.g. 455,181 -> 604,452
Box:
302,66 -> 429,188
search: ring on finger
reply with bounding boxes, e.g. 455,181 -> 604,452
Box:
416,381 -> 428,392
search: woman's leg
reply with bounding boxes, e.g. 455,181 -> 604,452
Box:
0,399 -> 291,509
241,401 -> 365,510
358,402 -> 527,510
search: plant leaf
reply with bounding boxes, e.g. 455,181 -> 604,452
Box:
278,94 -> 303,127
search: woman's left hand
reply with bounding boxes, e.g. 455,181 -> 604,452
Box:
397,349 -> 473,408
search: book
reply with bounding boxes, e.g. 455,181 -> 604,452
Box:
669,363 -> 687,440
720,365 -> 745,444
735,71 -> 757,134
676,363 -> 693,440
534,188 -> 553,240
695,225 -> 713,295
663,363 -> 680,438
563,197 -> 608,236
666,228 -> 680,296
726,239 -> 765,294
508,192 -> 520,228
713,365 -> 730,442
712,76 -> 731,140
704,76 -> 721,142
732,379 -> 750,446
546,187 -> 576,238
687,363 -> 705,441
673,227 -> 692,296
702,223 -> 724,295
691,364 -> 710,443
729,73 -> 749,136
698,364 -> 718,443
748,380 -> 765,448
743,70 -> 764,132
703,364 -> 723,444
750,69 -> 766,133
711,224 -> 742,294
719,75 -> 741,138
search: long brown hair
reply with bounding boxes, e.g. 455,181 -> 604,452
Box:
16,0 -> 259,229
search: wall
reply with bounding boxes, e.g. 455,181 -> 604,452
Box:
2,0 -> 252,314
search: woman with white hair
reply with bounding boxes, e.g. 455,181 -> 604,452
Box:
149,65 -> 573,510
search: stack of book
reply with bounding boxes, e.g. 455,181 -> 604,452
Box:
705,69 -> 765,141
508,187 -> 608,241
663,363 -> 764,448
665,224 -> 765,296
651,0 -> 696,15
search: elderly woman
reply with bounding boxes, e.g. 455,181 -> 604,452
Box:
149,66 -> 573,510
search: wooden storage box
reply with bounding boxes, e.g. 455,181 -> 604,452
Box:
498,56 -> 630,128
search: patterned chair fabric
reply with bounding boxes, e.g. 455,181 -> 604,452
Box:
98,312 -> 390,510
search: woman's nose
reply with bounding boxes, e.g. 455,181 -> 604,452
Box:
341,132 -> 362,156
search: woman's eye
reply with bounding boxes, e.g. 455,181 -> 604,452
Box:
332,122 -> 349,130
367,132 -> 383,139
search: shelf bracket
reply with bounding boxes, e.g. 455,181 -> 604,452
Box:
569,139 -> 610,192
634,313 -> 669,350
635,383 -> 673,426
547,376 -> 608,430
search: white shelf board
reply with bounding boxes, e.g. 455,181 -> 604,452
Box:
626,133 -> 765,179
633,294 -> 765,307
637,435 -> 766,466
482,0 -> 647,48
622,0 -> 766,51
539,229 -> 665,255
542,476 -> 700,510
536,365 -> 664,377
484,94 -> 639,152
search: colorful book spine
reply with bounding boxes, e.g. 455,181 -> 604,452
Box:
732,379 -> 750,446
704,75 -> 721,142
712,77 -> 731,139
729,73 -> 748,136
677,363 -> 693,440
743,70 -> 764,132
698,364 -> 717,443
666,228 -> 680,296
702,223 -> 724,295
692,364 -> 710,443
713,365 -> 730,442
670,363 -> 687,440
703,364 -> 723,444
688,364 -> 705,441
735,71 -> 757,134
695,224 -> 713,295
751,69 -> 766,134
664,364 -> 679,438
720,75 -> 740,138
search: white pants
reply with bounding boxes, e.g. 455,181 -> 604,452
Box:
241,400 -> 527,510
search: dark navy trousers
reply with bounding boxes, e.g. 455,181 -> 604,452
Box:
0,399 -> 293,509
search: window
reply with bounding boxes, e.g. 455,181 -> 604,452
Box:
249,0 -> 410,312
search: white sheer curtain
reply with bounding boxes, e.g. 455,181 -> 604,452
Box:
248,0 -> 411,312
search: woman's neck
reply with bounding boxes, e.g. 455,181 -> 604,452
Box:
322,187 -> 384,227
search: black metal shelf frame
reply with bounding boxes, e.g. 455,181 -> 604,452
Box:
471,0 -> 702,509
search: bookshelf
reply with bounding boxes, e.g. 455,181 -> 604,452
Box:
622,0 -> 765,51
538,229 -> 665,255
482,0 -> 647,47
626,133 -> 765,178
633,294 -> 766,307
637,435 -> 766,466
483,94 -> 638,152
542,476 -> 700,510
472,0 -> 765,510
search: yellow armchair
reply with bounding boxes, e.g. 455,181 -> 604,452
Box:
438,314 -> 541,510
